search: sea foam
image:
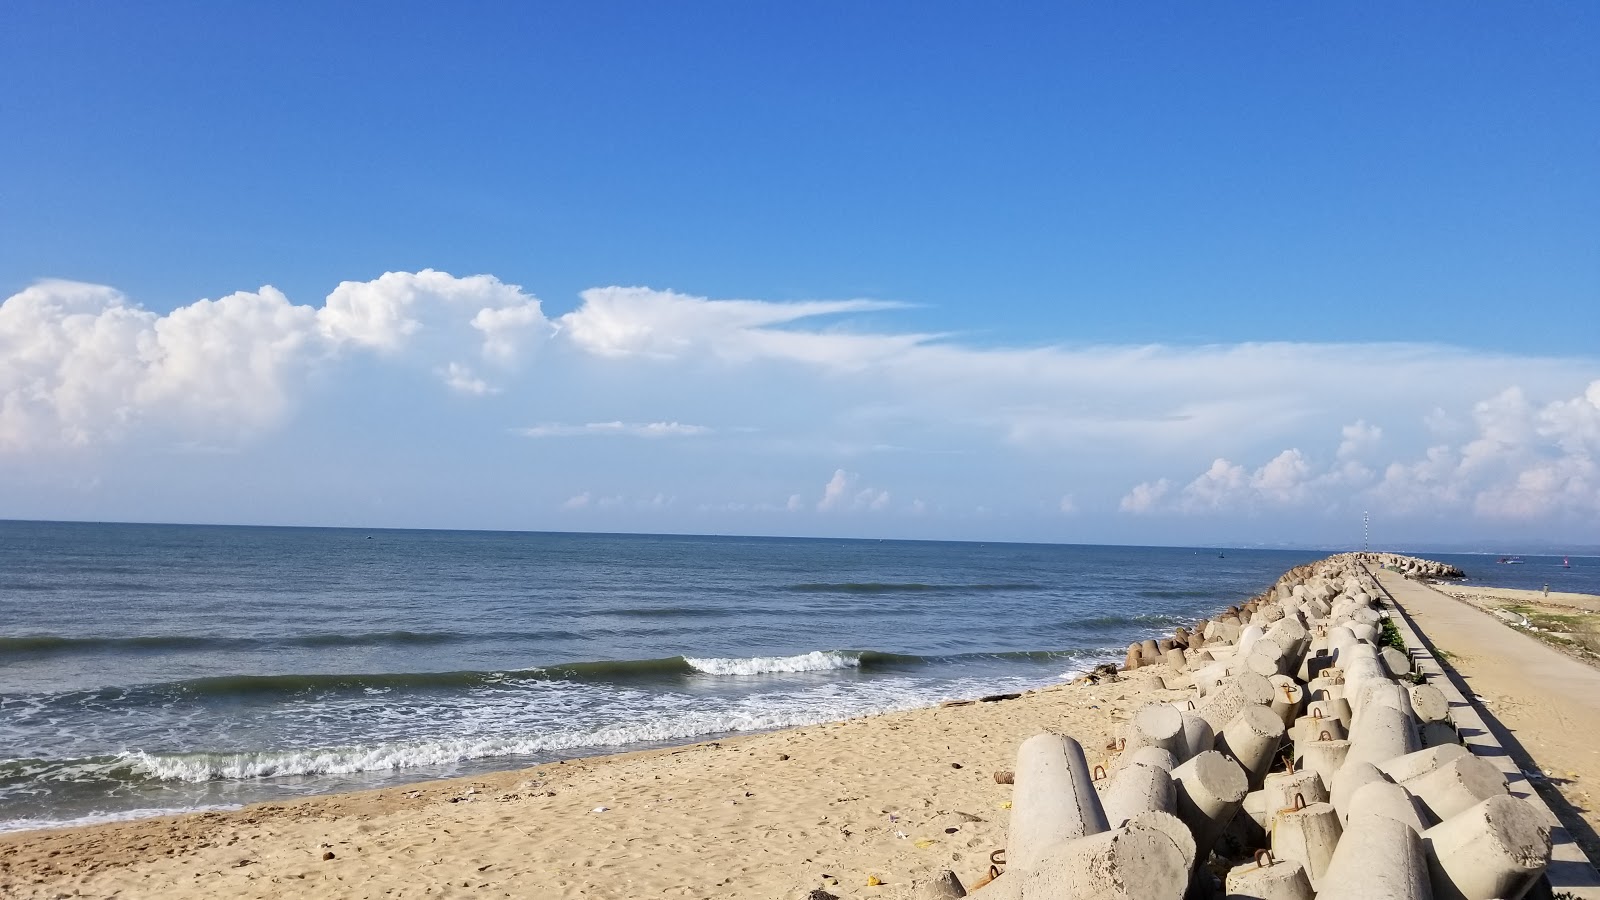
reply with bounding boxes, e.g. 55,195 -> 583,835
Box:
683,650 -> 860,676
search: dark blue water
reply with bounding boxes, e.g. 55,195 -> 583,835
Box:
1426,553 -> 1600,596
0,521 -> 1319,831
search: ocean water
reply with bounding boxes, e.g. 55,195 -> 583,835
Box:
1426,553 -> 1600,596
0,522 -> 1331,832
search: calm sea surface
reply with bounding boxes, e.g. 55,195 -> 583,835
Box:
10,522 -> 1578,833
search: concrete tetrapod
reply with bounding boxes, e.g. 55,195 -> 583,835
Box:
1120,703 -> 1185,761
1126,745 -> 1178,772
1349,780 -> 1432,834
1126,809 -> 1196,872
1377,744 -> 1469,784
1216,704 -> 1287,789
1407,683 -> 1451,725
1224,855 -> 1313,900
1316,812 -> 1433,900
1197,671 -> 1276,734
1267,675 -> 1304,729
1422,793 -> 1551,900
1013,819 -> 1189,900
1400,752 -> 1509,823
1296,738 -> 1351,788
1006,733 -> 1109,872
1099,758 -> 1175,828
1380,645 -> 1413,679
1290,712 -> 1345,747
1269,800 -> 1341,889
1171,749 -> 1249,863
1344,702 -> 1421,769
1262,769 -> 1327,820
1305,696 -> 1353,730
1330,760 -> 1388,825
1176,710 -> 1214,763
1420,721 -> 1459,749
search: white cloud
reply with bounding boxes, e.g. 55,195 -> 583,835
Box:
561,492 -> 591,510
817,469 -> 852,511
514,421 -> 711,438
1337,421 -> 1382,460
786,493 -> 804,512
1120,381 -> 1600,522
557,287 -> 915,367
439,362 -> 495,396
1058,494 -> 1077,514
814,468 -> 890,512
0,270 -> 549,452
1120,479 -> 1171,513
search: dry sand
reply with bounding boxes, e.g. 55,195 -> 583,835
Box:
0,668 -> 1186,899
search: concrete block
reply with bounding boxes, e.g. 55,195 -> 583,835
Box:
1377,744 -> 1469,784
1420,720 -> 1459,749
1100,757 -> 1175,827
1407,683 -> 1451,724
1422,793 -> 1551,900
1198,671 -> 1276,734
1217,704 -> 1287,788
1344,701 -> 1421,769
1401,752 -> 1509,824
1015,819 -> 1189,899
1178,710 -> 1215,763
1263,769 -> 1327,821
1172,749 -> 1249,862
1008,733 -> 1109,872
1349,780 -> 1432,834
1270,800 -> 1342,888
1127,809 -> 1196,872
1225,854 -> 1314,900
1296,738 -> 1351,788
1380,646 -> 1413,678
1267,674 -> 1304,728
1316,812 -> 1433,900
1121,702 -> 1185,761
1330,760 -> 1388,824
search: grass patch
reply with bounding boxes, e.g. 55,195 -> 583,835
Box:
1378,616 -> 1406,651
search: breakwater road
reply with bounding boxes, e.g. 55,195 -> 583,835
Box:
1377,568 -> 1600,865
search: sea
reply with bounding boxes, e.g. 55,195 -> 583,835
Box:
1,522 -> 1592,834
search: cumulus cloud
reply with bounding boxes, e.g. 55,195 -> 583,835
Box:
1378,382 -> 1600,519
815,468 -> 890,512
1337,421 -> 1382,460
439,362 -> 495,396
1058,494 -> 1078,514
1120,381 -> 1600,522
1120,478 -> 1171,513
561,492 -> 591,510
0,270 -> 548,451
514,421 -> 711,438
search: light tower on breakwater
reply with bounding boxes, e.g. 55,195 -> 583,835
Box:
1363,510 -> 1370,551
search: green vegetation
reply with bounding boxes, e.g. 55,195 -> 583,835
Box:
1378,616 -> 1406,651
1500,604 -> 1600,659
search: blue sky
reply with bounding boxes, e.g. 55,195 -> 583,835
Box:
2,3 -> 1597,545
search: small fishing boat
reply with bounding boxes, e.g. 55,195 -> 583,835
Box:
1496,556 -> 1524,564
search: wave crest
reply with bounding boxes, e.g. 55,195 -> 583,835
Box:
684,651 -> 861,676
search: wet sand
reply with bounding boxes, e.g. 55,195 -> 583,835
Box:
0,668 -> 1184,899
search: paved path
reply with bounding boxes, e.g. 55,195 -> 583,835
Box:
1376,569 -> 1600,866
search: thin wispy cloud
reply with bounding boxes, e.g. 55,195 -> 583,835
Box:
514,422 -> 712,439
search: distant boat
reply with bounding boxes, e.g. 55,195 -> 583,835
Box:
1563,556 -> 1571,568
1496,556 -> 1524,564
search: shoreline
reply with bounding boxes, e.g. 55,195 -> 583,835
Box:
7,549 -> 1582,898
0,666 -> 1187,898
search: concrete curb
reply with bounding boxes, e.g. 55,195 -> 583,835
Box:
1366,565 -> 1600,898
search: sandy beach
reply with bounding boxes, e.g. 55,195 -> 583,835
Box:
0,668 -> 1184,899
